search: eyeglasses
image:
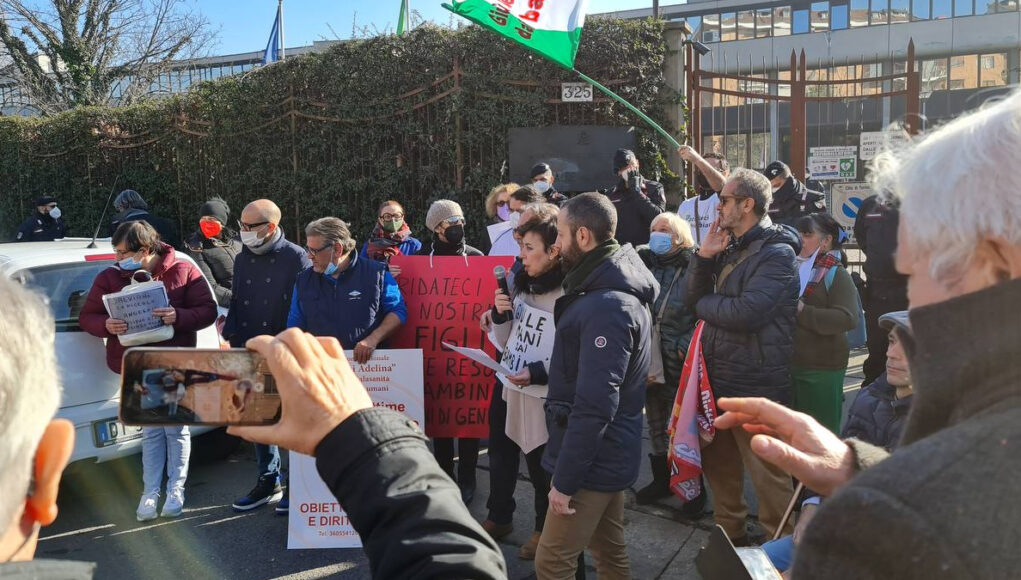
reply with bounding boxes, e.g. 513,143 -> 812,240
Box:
238,220 -> 269,231
440,216 -> 465,228
305,242 -> 334,257
380,212 -> 404,221
718,195 -> 748,206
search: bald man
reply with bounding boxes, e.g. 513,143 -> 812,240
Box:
224,199 -> 312,514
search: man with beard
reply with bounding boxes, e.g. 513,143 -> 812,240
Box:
678,146 -> 730,244
16,196 -> 65,242
684,168 -> 801,545
763,161 -> 826,227
535,193 -> 659,579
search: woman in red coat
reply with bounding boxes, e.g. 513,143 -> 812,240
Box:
79,221 -> 217,521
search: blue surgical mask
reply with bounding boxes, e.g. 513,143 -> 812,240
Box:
323,246 -> 339,277
118,252 -> 143,270
533,180 -> 551,194
648,232 -> 674,255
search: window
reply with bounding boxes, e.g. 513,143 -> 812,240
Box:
831,3 -> 850,27
738,10 -> 756,39
932,0 -> 952,17
750,133 -> 771,169
949,79 -> 965,89
721,12 -> 737,41
793,7 -> 811,32
975,0 -> 991,13
912,0 -> 931,19
981,55 -> 996,69
725,134 -> 749,169
773,6 -> 792,35
811,1 -> 830,30
702,14 -> 720,42
871,0 -> 889,23
756,8 -> 773,37
17,262 -> 116,331
890,0 -> 911,20
979,53 -> 1007,85
954,0 -> 973,15
687,16 -> 703,38
950,55 -> 978,90
996,0 -> 1018,10
850,0 -> 870,25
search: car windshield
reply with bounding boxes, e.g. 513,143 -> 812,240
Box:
16,261 -> 114,330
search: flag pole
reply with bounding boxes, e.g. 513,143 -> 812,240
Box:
278,0 -> 285,59
573,70 -> 681,149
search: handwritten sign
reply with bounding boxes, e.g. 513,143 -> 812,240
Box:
389,255 -> 514,438
288,349 -> 424,549
101,280 -> 169,334
498,301 -> 555,399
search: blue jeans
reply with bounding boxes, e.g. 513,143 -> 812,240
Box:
255,443 -> 288,485
142,426 -> 190,495
761,535 -> 795,572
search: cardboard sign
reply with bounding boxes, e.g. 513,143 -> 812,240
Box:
288,349 -> 424,549
498,301 -> 555,399
388,255 -> 514,438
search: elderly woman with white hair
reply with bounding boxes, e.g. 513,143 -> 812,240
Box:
634,212 -> 702,512
713,89 -> 1021,579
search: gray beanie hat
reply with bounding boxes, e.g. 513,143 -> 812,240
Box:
426,200 -> 464,231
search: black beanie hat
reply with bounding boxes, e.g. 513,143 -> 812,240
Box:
613,149 -> 636,174
199,198 -> 230,224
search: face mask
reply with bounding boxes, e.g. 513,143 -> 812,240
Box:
444,225 -> 465,245
118,252 -> 144,270
381,218 -> 404,233
508,211 -> 521,229
323,246 -> 339,277
496,204 -> 511,221
48,206 -> 62,219
533,180 -> 551,194
200,220 -> 222,238
240,229 -> 267,248
648,232 -> 674,255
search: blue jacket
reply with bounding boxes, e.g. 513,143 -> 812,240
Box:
287,252 -> 407,348
223,232 -> 311,347
842,372 -> 913,450
543,245 -> 659,495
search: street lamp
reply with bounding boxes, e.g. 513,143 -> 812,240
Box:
684,39 -> 711,57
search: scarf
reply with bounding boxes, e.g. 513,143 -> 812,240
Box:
249,228 -> 283,256
429,236 -> 467,256
667,321 -> 718,501
802,250 -> 842,298
562,239 -> 620,295
514,263 -> 566,296
366,222 -> 412,261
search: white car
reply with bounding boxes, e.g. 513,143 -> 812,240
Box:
0,238 -> 230,465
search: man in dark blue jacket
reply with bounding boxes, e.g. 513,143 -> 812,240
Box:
226,199 -> 312,514
288,217 -> 407,362
16,196 -> 65,241
535,193 -> 659,579
685,168 -> 801,545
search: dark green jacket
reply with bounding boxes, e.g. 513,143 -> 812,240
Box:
638,245 -> 698,385
792,262 -> 858,370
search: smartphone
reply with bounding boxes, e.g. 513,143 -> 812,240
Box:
120,348 -> 281,426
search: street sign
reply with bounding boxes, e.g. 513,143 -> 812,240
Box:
859,131 -> 910,161
810,146 -> 857,159
830,182 -> 872,228
808,156 -> 857,180
561,82 -> 593,102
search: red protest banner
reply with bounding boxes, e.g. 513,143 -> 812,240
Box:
389,255 -> 515,438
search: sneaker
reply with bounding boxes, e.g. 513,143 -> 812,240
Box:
481,519 -> 513,540
136,492 -> 159,522
161,488 -> 185,518
275,489 -> 289,515
232,475 -> 282,512
518,531 -> 542,560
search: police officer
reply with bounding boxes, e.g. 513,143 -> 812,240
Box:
16,196 -> 66,242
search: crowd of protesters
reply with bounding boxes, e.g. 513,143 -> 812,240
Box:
7,83 -> 1020,580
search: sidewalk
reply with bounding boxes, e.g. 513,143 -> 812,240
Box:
466,349 -> 868,579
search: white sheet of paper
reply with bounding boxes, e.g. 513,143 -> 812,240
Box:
442,342 -> 514,376
487,221 -> 512,243
487,222 -> 519,257
798,248 -> 820,297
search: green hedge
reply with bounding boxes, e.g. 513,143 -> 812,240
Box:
0,18 -> 683,246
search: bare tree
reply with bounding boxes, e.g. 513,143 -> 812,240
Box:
0,0 -> 216,114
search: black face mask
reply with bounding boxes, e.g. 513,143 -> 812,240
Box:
444,225 -> 465,245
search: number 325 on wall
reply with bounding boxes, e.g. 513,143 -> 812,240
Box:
561,82 -> 593,102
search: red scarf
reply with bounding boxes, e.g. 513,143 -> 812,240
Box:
802,250 -> 842,298
366,222 -> 411,261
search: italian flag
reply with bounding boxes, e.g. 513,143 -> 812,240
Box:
442,0 -> 589,70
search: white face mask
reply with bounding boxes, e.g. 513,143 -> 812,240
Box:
533,180 -> 551,194
48,206 -> 62,219
240,228 -> 268,248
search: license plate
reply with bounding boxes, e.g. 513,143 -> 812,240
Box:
92,418 -> 143,448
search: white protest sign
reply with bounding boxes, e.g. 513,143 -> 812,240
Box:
498,301 -> 555,399
443,342 -> 514,376
101,280 -> 169,334
859,131 -> 909,161
830,182 -> 873,229
288,349 -> 424,549
487,221 -> 520,257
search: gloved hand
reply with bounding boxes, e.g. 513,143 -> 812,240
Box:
626,170 -> 642,195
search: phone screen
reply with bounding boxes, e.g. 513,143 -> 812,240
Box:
120,348 -> 281,426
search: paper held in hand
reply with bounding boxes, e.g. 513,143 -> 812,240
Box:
101,276 -> 174,346
442,342 -> 515,376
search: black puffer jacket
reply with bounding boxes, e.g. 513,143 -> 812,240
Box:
768,177 -> 826,227
685,222 -> 801,403
638,245 -> 698,385
600,176 -> 666,247
841,372 -> 912,450
183,231 -> 242,308
543,244 -> 659,495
